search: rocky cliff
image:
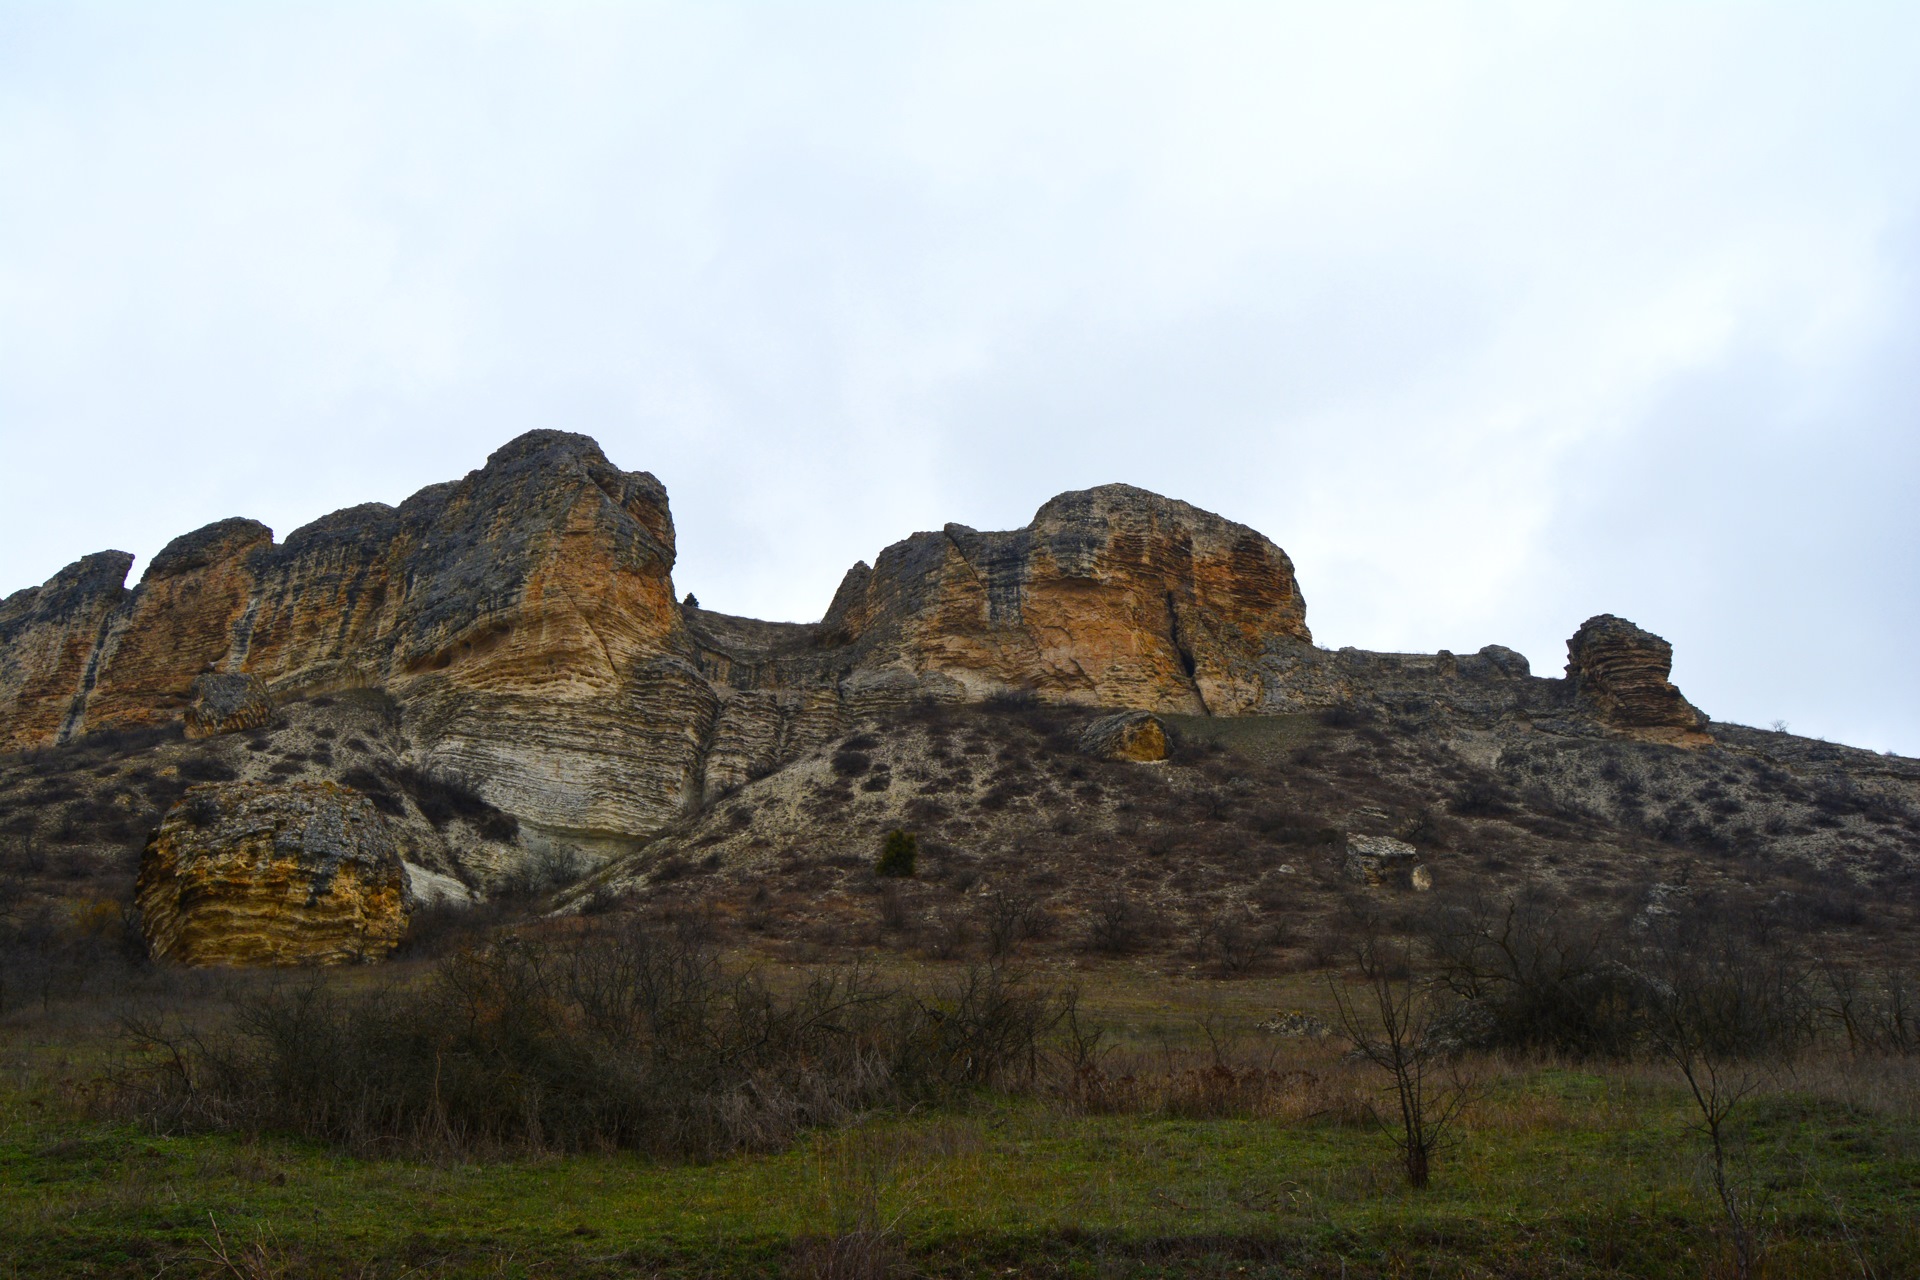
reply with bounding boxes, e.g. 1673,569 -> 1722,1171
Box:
0,431 -> 1715,878
1566,615 -> 1711,748
137,781 -> 408,966
811,485 -> 1311,715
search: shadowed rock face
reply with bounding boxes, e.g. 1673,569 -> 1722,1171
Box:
1566,615 -> 1711,748
137,782 -> 408,966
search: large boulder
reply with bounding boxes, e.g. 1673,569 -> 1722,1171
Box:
1566,615 -> 1710,748
137,781 -> 408,966
183,672 -> 274,739
1343,834 -> 1423,888
1079,711 -> 1170,762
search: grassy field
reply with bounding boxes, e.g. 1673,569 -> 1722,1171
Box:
5,962 -> 1918,1279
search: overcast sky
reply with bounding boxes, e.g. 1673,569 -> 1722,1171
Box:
3,3 -> 1917,753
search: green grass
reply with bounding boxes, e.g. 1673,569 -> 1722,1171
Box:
5,1019 -> 1918,1279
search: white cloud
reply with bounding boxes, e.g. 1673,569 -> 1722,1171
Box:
2,1 -> 1917,752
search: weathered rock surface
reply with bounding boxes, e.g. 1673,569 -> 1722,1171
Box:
137,781 -> 408,965
1343,834 -> 1421,887
1,433 -> 700,857
1079,711 -> 1169,762
0,430 -> 1721,880
1566,615 -> 1710,748
0,550 -> 133,751
813,485 -> 1311,715
84,519 -> 274,735
184,673 -> 274,739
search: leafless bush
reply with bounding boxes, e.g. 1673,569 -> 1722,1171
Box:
107,927 -> 1064,1161
1081,892 -> 1156,955
1824,965 -> 1918,1055
1049,1007 -> 1366,1124
1423,894 -> 1648,1058
978,889 -> 1048,958
1329,931 -> 1472,1189
1196,915 -> 1288,976
1639,923 -> 1821,1278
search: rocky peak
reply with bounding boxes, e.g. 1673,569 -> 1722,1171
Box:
1565,614 -> 1710,747
815,483 -> 1309,715
143,517 -> 274,580
0,550 -> 135,750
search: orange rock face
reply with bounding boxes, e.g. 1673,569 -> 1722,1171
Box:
0,431 -> 1718,881
0,550 -> 132,751
1565,614 -> 1711,748
85,519 -> 273,733
1078,711 -> 1170,762
137,782 -> 408,966
817,485 -> 1311,716
0,433 -> 700,852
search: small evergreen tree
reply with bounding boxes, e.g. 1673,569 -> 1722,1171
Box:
876,829 -> 917,878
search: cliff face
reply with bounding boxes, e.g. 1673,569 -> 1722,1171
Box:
812,485 -> 1310,716
0,431 -> 1716,874
1566,615 -> 1711,748
137,781 -> 408,966
0,550 -> 134,751
0,433 -> 703,853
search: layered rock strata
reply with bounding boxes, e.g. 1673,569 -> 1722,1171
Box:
137,781 -> 408,965
1079,711 -> 1170,762
184,673 -> 274,739
1566,615 -> 1711,748
810,486 -> 1311,715
1,431 -> 1716,870
0,550 -> 134,751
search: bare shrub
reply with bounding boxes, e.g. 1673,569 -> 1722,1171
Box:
1081,893 -> 1155,955
1328,931 -> 1472,1189
108,928 -> 1064,1161
1824,965 -> 1918,1055
1423,895 -> 1648,1058
1641,923 -> 1818,1278
978,889 -> 1047,958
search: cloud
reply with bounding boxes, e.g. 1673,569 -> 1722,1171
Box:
1,2 -> 1916,750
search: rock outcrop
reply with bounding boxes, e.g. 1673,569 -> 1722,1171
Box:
82,519 -> 274,734
0,430 -> 1717,881
1,433 -> 700,856
1343,834 -> 1423,888
184,673 -> 274,739
0,550 -> 133,751
1566,615 -> 1710,748
813,485 -> 1311,715
1079,711 -> 1170,762
137,781 -> 408,965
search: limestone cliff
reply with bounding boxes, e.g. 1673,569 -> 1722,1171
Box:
137,781 -> 408,966
0,550 -> 134,751
0,432 -> 702,855
815,485 -> 1311,715
0,431 -> 1717,877
1566,615 -> 1711,748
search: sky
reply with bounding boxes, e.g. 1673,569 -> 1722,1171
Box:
2,3 -> 1917,754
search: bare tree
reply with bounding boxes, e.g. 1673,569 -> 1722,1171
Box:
1644,930 -> 1803,1279
1328,930 -> 1470,1189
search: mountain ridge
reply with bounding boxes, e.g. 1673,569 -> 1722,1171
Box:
0,430 -> 1743,878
